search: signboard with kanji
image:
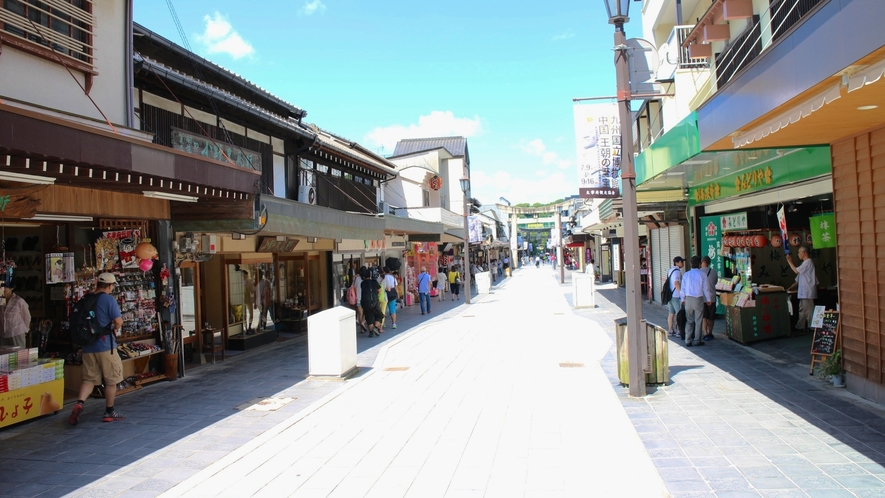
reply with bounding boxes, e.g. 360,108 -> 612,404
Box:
574,103 -> 621,199
809,213 -> 836,248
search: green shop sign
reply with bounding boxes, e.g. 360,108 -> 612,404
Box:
688,146 -> 831,207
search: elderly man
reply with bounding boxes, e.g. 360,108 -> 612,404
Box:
700,256 -> 718,341
787,246 -> 817,332
681,256 -> 716,347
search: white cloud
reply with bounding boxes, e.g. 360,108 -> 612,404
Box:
552,30 -> 575,41
195,12 -> 254,59
364,111 -> 483,152
303,0 -> 327,15
519,138 -> 572,170
470,168 -> 573,206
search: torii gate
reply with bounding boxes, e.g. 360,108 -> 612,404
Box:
496,201 -> 572,274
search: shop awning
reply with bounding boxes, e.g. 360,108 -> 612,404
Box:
566,242 -> 585,248
383,215 -> 444,236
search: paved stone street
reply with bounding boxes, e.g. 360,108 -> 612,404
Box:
0,266 -> 884,497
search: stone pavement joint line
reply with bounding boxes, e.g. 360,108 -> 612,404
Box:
158,269 -> 666,497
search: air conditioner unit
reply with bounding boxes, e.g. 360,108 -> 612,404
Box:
298,185 -> 317,205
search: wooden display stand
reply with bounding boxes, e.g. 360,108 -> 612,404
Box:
724,291 -> 791,343
810,310 -> 840,375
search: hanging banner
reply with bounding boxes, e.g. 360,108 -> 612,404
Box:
777,206 -> 791,255
574,103 -> 621,198
468,216 -> 483,244
809,213 -> 836,248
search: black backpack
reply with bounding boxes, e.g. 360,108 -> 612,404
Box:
361,281 -> 379,310
70,293 -> 108,346
661,269 -> 677,303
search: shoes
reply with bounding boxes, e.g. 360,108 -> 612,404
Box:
68,403 -> 83,426
392,324 -> 397,329
703,334 -> 714,341
421,312 -> 425,315
102,410 -> 125,423
679,334 -> 685,340
695,342 -> 706,347
685,343 -> 693,348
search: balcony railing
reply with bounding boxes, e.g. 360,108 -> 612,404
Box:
715,15 -> 762,89
671,26 -> 710,71
771,0 -> 825,43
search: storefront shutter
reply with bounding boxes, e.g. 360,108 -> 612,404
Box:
651,228 -> 665,305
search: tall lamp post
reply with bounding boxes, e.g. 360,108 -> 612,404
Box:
500,197 -> 518,270
604,0 -> 645,397
460,176 -> 472,304
556,205 -> 565,284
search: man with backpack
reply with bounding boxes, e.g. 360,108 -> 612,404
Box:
360,268 -> 383,337
68,273 -> 126,425
664,256 -> 685,337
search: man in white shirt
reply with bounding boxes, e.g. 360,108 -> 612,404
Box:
666,257 -> 685,336
787,246 -> 818,331
681,256 -> 716,347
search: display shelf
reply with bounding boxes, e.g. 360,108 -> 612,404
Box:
132,374 -> 166,386
117,334 -> 155,343
119,349 -> 163,362
113,385 -> 142,397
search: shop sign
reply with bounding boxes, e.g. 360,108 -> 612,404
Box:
688,146 -> 831,206
809,213 -> 836,248
390,241 -> 405,247
0,190 -> 40,218
700,215 -> 725,314
171,128 -> 262,170
0,378 -> 63,429
574,102 -> 621,198
720,212 -> 748,231
257,238 -> 299,253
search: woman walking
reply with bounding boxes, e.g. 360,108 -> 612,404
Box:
449,265 -> 461,301
436,267 -> 447,302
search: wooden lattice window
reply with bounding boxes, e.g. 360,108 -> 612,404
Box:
0,0 -> 95,77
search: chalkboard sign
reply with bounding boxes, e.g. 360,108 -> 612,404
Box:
811,311 -> 840,355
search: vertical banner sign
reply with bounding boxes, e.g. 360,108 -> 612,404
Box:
701,215 -> 725,313
574,103 -> 621,198
809,213 -> 836,248
777,206 -> 791,255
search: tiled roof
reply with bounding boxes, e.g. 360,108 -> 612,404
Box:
392,137 -> 469,161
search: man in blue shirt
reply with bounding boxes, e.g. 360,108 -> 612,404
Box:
69,273 -> 126,425
417,266 -> 432,315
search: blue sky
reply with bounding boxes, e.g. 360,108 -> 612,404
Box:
134,0 -> 642,206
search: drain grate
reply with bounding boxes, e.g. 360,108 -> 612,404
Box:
384,366 -> 410,371
235,396 -> 296,411
559,362 -> 584,368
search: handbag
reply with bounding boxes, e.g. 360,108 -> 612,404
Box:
455,275 -> 461,285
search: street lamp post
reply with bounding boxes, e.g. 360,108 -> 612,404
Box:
556,206 -> 564,284
460,176 -> 472,305
604,0 -> 646,397
500,197 -> 519,271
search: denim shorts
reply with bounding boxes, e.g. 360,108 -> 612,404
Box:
667,296 -> 682,314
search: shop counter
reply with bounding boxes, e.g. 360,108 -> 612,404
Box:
724,291 -> 791,344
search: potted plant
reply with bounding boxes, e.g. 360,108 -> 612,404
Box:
820,350 -> 845,387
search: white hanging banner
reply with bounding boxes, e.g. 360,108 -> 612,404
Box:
574,103 -> 621,198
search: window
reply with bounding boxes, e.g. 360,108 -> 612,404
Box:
354,175 -> 362,184
1,0 -> 94,73
331,168 -> 341,178
423,190 -> 430,207
316,163 -> 329,174
344,172 -> 353,181
300,158 -> 314,170
364,178 -> 373,186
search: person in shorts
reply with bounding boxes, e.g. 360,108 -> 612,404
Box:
383,267 -> 398,330
68,272 -> 125,425
666,257 -> 685,336
360,268 -> 383,337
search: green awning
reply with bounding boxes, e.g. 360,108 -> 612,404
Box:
635,112 -> 701,186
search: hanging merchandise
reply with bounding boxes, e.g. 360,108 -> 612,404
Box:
45,253 -> 75,284
95,238 -> 119,271
118,236 -> 139,269
135,240 -> 158,260
139,259 -> 153,272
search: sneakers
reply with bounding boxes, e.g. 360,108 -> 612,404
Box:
703,334 -> 714,341
68,403 -> 83,426
102,410 -> 125,423
392,324 -> 397,329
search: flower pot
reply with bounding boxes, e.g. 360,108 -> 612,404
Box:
831,374 -> 845,388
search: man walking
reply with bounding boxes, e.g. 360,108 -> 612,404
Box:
701,256 -> 718,341
681,256 -> 715,347
787,246 -> 817,332
68,273 -> 126,425
666,256 -> 685,336
417,266 -> 432,315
